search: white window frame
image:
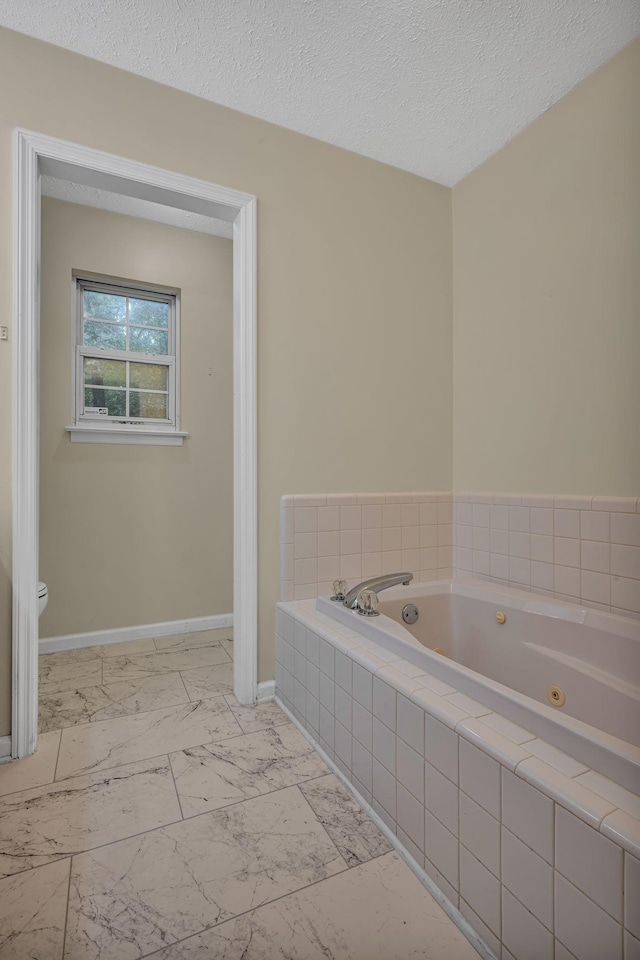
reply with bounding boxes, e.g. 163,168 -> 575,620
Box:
68,274 -> 187,445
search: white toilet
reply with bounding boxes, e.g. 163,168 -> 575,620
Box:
38,581 -> 48,617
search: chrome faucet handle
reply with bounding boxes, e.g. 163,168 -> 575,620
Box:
357,588 -> 380,617
331,579 -> 348,602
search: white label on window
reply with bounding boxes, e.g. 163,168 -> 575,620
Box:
84,407 -> 108,416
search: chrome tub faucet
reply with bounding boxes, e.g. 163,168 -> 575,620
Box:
342,572 -> 413,610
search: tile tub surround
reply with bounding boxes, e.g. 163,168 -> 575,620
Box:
453,492 -> 640,618
276,600 -> 640,960
280,492 -> 454,602
280,489 -> 640,616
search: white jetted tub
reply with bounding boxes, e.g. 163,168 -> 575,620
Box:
317,578 -> 640,794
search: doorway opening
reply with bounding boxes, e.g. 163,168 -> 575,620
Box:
12,129 -> 258,759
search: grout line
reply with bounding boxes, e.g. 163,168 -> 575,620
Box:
139,855 -> 356,960
166,752 -> 185,821
7,771 -> 342,880
60,855 -> 73,959
38,671 -> 113,698
52,730 -> 234,783
38,670 -> 199,738
49,703 -> 289,783
54,690 -> 233,737
177,671 -> 191,702
552,801 -> 556,940
179,665 -> 235,703
498,776 -> 503,945
52,726 -> 64,784
39,675 -> 106,698
0,737 -> 63,801
38,634 -> 234,772
621,850 -> 627,935
177,769 -> 333,824
294,779 -> 354,869
457,729 -> 461,906
500,866 -> 555,937
553,858 -> 624,926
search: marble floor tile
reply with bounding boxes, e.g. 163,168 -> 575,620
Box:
299,774 -> 393,866
64,785 -> 347,960
56,697 -> 242,779
0,858 -> 70,960
102,644 -> 231,684
0,757 -> 181,878
39,673 -> 190,733
219,637 -> 234,659
170,724 -> 329,816
146,852 -> 478,960
92,639 -> 158,658
17,628 -> 479,960
180,661 -> 234,700
223,695 -> 288,734
38,646 -> 101,664
38,656 -> 103,694
0,731 -> 61,798
154,628 -> 233,651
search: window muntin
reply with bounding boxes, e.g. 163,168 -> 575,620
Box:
74,277 -> 178,430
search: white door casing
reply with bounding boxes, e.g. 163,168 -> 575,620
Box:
12,129 -> 258,758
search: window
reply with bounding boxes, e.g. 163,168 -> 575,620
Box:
70,275 -> 185,444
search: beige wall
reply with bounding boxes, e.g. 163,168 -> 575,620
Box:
452,38 -> 640,497
0,27 -> 453,734
39,198 -> 233,638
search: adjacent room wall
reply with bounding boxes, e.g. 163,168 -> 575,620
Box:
38,197 -> 233,638
452,38 -> 640,497
0,27 -> 453,733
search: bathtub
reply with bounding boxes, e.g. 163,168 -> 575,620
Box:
316,578 -> 640,794
276,577 -> 640,958
317,579 -> 640,793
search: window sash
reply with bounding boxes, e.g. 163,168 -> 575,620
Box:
74,277 -> 179,431
76,346 -> 176,426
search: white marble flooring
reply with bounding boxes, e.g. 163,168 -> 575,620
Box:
0,629 -> 479,959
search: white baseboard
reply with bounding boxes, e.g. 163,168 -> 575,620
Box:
275,696 -> 498,960
40,613 -> 233,655
256,680 -> 275,702
0,736 -> 11,763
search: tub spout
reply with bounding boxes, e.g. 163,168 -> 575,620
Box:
343,573 -> 413,610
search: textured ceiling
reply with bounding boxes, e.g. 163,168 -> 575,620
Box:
41,177 -> 233,238
2,0 -> 639,186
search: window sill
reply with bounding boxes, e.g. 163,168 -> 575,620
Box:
65,426 -> 188,446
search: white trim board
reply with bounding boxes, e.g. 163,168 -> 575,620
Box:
13,129 -> 258,760
65,426 -> 189,445
39,614 -> 233,656
0,737 -> 11,764
256,680 -> 276,702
